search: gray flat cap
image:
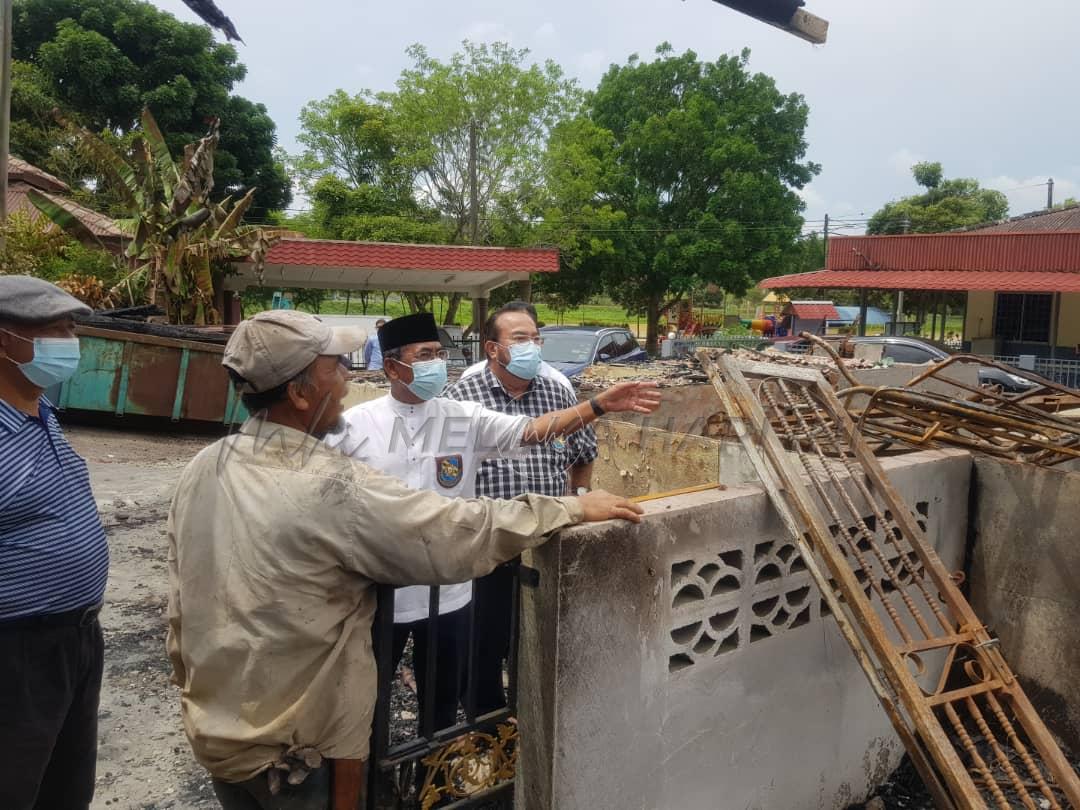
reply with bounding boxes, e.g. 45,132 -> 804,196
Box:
0,275 -> 92,323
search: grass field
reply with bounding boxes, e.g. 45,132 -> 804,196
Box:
283,293 -> 966,341
298,294 -> 761,336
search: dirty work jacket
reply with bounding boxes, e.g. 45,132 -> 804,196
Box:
166,418 -> 583,782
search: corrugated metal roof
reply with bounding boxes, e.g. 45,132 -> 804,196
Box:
264,239 -> 559,273
966,204 -> 1080,234
785,301 -> 840,320
826,232 -> 1080,272
761,269 -> 1080,293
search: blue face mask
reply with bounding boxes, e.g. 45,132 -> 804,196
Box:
2,330 -> 82,388
502,341 -> 542,381
400,358 -> 447,401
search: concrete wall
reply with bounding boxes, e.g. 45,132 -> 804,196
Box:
600,364 -> 980,439
517,450 -> 972,810
591,421 -> 759,497
1058,292 -> 1080,351
342,381 -> 386,409
965,290 -> 996,342
969,457 -> 1080,754
964,290 -> 1080,357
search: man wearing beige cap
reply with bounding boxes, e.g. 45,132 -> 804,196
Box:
166,309 -> 644,810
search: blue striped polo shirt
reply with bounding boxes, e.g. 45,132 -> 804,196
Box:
0,397 -> 109,620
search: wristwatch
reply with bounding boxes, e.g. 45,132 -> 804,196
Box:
588,397 -> 605,417
576,487 -> 590,496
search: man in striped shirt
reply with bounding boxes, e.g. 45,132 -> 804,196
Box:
0,276 -> 109,810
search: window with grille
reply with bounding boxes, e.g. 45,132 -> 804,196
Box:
994,293 -> 1052,343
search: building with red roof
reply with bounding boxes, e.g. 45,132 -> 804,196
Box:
779,300 -> 841,336
760,209 -> 1080,358
226,237 -> 559,325
7,157 -> 126,252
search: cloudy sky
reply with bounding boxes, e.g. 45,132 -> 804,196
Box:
158,0 -> 1080,233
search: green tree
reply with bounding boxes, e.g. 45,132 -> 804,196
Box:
785,232 -> 827,275
31,109 -> 281,324
387,41 -> 579,243
10,61 -> 63,170
12,0 -> 291,214
291,42 -> 577,324
867,161 -> 1008,234
291,90 -> 410,197
0,211 -> 125,308
540,45 -> 818,352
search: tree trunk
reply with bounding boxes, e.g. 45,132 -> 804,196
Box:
646,292 -> 661,356
444,293 -> 463,325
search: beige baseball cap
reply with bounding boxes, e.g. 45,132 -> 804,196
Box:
223,310 -> 366,393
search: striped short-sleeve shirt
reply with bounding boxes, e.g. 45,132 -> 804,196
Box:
0,397 -> 108,619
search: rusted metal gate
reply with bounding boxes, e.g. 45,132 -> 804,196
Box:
366,565 -> 524,809
699,351 -> 1080,810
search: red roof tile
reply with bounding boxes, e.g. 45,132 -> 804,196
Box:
760,230 -> 1080,293
965,204 -> 1080,234
761,269 -> 1080,293
786,301 -> 840,320
265,239 -> 559,273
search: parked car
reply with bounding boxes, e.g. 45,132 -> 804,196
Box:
539,325 -> 649,377
437,327 -> 468,368
441,324 -> 465,344
779,335 -> 1040,393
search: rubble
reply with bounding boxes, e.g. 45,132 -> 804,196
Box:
700,350 -> 1080,810
571,347 -> 878,393
796,333 -> 1080,467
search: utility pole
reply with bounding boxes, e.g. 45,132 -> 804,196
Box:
0,0 -> 13,251
896,217 -> 910,336
468,120 -> 479,245
467,119 -> 489,341
823,213 -> 829,257
1048,177 -> 1055,210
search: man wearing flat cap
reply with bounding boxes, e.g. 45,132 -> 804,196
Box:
329,312 -> 660,736
167,309 -> 646,810
0,276 -> 109,810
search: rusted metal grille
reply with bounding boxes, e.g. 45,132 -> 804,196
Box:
699,351 -> 1080,810
820,345 -> 1080,467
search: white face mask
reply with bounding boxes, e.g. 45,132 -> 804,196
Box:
1,329 -> 81,388
499,341 -> 542,380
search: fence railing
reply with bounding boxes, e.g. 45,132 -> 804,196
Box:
665,335 -> 770,358
367,567 -> 523,809
987,354 -> 1080,390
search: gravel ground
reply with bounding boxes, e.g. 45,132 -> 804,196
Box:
65,426 -> 217,809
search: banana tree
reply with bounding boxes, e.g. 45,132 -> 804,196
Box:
28,108 -> 281,325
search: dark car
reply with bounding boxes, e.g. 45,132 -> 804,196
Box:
781,335 -> 1040,393
539,326 -> 648,377
437,327 -> 468,368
